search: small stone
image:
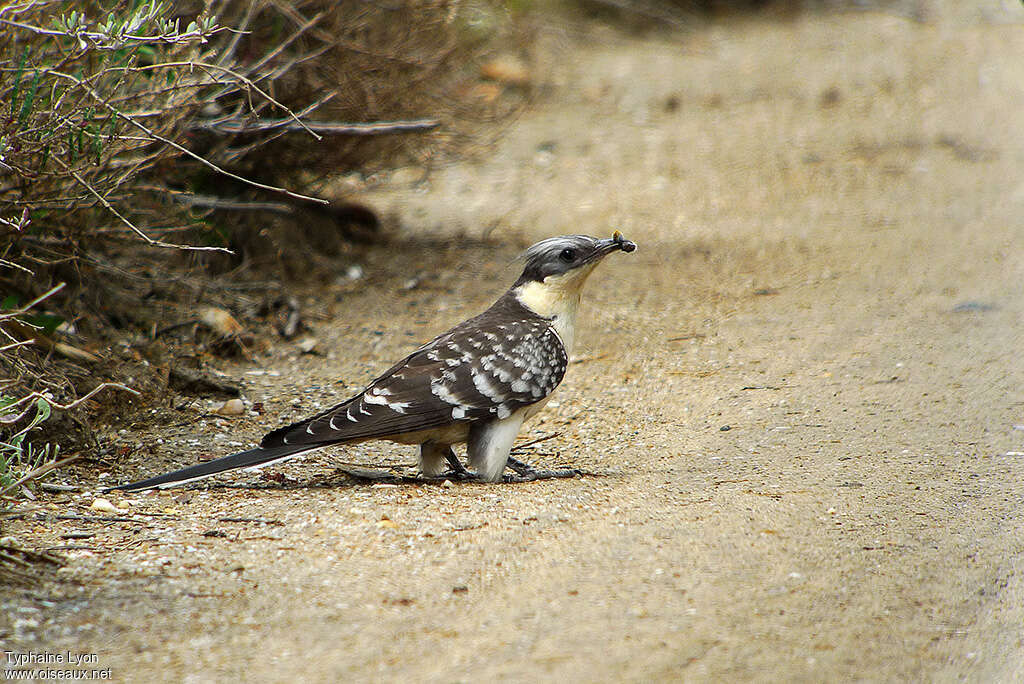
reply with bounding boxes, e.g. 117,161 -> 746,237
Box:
296,337 -> 318,354
376,518 -> 398,529
819,86 -> 842,108
198,307 -> 244,337
480,54 -> 530,86
216,399 -> 245,416
442,479 -> 455,488
89,498 -> 121,514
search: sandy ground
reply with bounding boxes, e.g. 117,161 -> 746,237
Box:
4,3 -> 1024,681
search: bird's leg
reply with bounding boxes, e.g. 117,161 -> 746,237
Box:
503,455 -> 580,482
419,442 -> 467,480
419,442 -> 474,481
469,418 -> 579,482
442,446 -> 473,479
505,455 -> 536,475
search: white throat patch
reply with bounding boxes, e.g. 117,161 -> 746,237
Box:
513,263 -> 598,355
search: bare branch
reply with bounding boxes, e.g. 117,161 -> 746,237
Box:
50,156 -> 234,253
0,18 -> 230,50
117,60 -> 322,140
0,259 -> 34,275
172,193 -> 295,214
0,453 -> 84,498
46,69 -> 328,205
0,283 -> 66,320
0,1 -> 62,21
0,383 -> 141,423
192,117 -> 441,136
0,341 -> 34,354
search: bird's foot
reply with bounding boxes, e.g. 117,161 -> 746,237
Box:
443,468 -> 477,481
503,456 -> 580,482
417,467 -> 476,482
438,449 -> 475,480
415,445 -> 474,481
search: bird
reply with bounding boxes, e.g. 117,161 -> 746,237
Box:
111,232 -> 636,491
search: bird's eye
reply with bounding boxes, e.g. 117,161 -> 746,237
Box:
559,248 -> 576,263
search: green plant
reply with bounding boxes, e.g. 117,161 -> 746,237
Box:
0,395 -> 59,497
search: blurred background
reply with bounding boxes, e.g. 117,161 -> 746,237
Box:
2,0 -> 1021,597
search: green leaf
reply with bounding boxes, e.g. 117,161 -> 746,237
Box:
92,124 -> 102,164
17,70 -> 41,126
32,398 -> 51,425
9,47 -> 29,116
22,313 -> 64,336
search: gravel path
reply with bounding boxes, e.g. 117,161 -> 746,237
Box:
5,4 -> 1024,681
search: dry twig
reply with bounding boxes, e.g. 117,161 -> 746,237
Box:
0,452 -> 83,498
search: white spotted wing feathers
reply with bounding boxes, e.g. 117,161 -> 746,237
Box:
260,294 -> 567,449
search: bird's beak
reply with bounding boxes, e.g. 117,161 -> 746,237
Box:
593,231 -> 637,259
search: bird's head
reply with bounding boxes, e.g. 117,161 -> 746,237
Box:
512,232 -> 637,320
514,232 -> 637,288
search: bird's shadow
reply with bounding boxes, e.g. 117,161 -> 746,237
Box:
208,464 -> 607,491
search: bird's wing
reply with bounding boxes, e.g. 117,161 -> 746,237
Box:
261,317 -> 568,448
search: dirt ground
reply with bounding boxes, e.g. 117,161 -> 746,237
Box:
4,2 -> 1024,681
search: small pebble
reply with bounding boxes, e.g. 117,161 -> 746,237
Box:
480,54 -> 530,86
216,399 -> 245,416
198,307 -> 244,337
89,498 -> 122,514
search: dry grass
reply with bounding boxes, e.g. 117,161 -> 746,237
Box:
0,0 -> 523,500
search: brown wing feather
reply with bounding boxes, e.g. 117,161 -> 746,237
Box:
260,294 -> 567,448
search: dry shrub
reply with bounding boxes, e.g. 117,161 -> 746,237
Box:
0,0 -> 522,485
0,1 -> 513,269
207,1 -> 513,184
182,0 -> 525,272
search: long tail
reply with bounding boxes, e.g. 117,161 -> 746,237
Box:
107,444 -> 320,492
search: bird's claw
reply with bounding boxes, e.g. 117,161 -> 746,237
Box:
422,455 -> 579,483
503,455 -> 580,482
